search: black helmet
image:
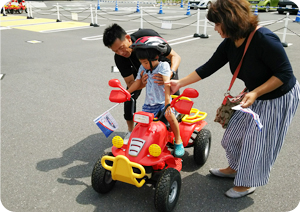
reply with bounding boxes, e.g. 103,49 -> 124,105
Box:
130,36 -> 168,54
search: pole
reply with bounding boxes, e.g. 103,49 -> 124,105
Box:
200,9 -> 209,38
94,5 -> 99,27
56,3 -> 61,22
27,2 -> 31,19
90,4 -> 94,26
30,3 -> 33,18
193,9 -> 200,37
3,5 -> 7,16
281,12 -> 289,47
140,9 -> 143,29
107,103 -> 120,112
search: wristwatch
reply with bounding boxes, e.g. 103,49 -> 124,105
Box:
171,70 -> 176,79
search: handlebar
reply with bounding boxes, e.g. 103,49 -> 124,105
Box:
108,79 -> 199,120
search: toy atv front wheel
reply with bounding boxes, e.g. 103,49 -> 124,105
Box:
193,129 -> 211,166
154,168 -> 181,212
91,152 -> 116,194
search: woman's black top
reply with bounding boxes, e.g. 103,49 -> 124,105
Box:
196,27 -> 296,100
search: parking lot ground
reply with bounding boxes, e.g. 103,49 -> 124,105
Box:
1,2 -> 300,212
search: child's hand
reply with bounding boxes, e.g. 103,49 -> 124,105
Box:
141,70 -> 148,86
165,106 -> 172,115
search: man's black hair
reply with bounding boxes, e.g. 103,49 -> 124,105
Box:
103,23 -> 126,47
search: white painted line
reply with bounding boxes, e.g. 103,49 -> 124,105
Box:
0,19 -> 29,22
0,27 -> 11,30
27,40 -> 43,44
6,21 -> 57,28
40,25 -> 93,33
0,74 -> 5,80
82,29 -> 138,41
88,35 -> 102,40
82,35 -> 103,41
275,32 -> 297,36
259,20 -> 284,25
169,37 -> 201,46
167,35 -> 194,42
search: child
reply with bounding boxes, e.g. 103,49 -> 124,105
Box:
127,36 -> 184,157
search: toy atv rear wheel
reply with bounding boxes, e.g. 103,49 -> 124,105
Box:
91,152 -> 116,194
193,129 -> 211,166
154,168 -> 181,212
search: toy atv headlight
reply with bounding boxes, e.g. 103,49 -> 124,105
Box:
133,111 -> 154,125
112,136 -> 124,148
149,144 -> 161,157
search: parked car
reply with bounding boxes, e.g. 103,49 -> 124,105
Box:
189,0 -> 212,9
248,0 -> 279,12
277,0 -> 299,14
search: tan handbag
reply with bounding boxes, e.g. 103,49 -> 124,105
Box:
214,26 -> 261,129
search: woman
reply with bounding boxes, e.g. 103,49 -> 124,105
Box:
168,0 -> 300,198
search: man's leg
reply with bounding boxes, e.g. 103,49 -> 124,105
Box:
123,89 -> 141,142
126,120 -> 135,132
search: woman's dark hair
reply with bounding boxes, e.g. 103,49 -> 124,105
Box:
135,48 -> 160,61
103,23 -> 126,47
207,0 -> 258,41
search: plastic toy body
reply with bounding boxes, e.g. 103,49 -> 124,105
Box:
92,79 -> 211,212
4,0 -> 26,14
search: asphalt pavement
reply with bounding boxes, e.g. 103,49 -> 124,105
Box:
1,1 -> 300,211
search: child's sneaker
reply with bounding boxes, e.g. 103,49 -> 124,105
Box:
174,143 -> 184,157
123,131 -> 131,145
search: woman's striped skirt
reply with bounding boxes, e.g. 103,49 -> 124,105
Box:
221,81 -> 300,187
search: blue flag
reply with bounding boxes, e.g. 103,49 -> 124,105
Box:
94,111 -> 119,137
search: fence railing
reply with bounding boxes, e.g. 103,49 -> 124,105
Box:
5,2 -> 299,47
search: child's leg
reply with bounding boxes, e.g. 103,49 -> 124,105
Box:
165,108 -> 184,157
165,112 -> 182,144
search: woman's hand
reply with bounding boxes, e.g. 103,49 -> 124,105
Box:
240,76 -> 283,108
165,80 -> 181,95
240,91 -> 258,108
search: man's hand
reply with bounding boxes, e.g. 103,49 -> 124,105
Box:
153,73 -> 164,85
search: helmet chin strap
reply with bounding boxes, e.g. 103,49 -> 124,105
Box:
147,59 -> 154,73
146,51 -> 159,73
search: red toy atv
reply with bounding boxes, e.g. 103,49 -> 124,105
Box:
5,0 -> 26,14
91,79 -> 211,212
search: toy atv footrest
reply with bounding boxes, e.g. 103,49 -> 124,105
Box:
101,155 -> 146,187
182,108 -> 207,123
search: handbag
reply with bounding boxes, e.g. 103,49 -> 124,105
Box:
214,26 -> 261,129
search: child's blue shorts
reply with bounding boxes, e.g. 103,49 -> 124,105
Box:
142,104 -> 174,117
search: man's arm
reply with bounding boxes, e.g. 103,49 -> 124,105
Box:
124,71 -> 147,90
123,74 -> 136,88
127,79 -> 143,94
153,49 -> 181,85
165,49 -> 181,78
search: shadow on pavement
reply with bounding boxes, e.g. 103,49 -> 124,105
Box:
36,132 -> 254,211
